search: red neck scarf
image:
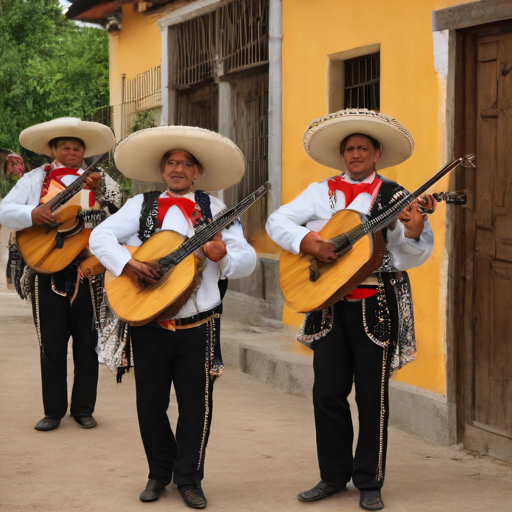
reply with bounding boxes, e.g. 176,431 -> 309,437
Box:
328,175 -> 381,208
40,166 -> 83,202
157,195 -> 197,228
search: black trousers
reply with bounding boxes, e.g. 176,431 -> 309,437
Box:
312,296 -> 392,489
36,274 -> 98,419
131,321 -> 215,487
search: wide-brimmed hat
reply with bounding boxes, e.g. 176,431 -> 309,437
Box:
303,108 -> 414,171
19,117 -> 115,158
114,126 -> 246,191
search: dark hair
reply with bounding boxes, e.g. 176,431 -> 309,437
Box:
159,149 -> 201,173
49,137 -> 85,150
339,133 -> 381,154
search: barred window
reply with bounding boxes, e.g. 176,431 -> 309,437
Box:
344,52 -> 380,111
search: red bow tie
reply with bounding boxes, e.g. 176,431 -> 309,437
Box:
157,197 -> 197,228
327,175 -> 381,208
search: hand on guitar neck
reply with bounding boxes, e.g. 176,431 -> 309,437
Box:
391,194 -> 437,239
203,232 -> 227,263
300,232 -> 339,263
30,171 -> 102,227
83,172 -> 101,190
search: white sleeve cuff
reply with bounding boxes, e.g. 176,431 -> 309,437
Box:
291,227 -> 312,255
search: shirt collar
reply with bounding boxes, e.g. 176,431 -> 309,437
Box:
343,172 -> 376,185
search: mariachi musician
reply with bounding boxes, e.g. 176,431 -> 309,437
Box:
266,109 -> 436,511
0,117 -> 116,431
89,126 -> 256,509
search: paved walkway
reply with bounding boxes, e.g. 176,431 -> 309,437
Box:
1,226 -> 511,511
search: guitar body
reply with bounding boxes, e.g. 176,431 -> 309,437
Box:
279,209 -> 384,313
17,205 -> 91,274
105,230 -> 203,326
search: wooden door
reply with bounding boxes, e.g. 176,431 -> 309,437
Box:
455,24 -> 512,462
473,29 -> 512,439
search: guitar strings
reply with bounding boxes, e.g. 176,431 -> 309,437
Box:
48,168 -> 96,212
156,184 -> 268,273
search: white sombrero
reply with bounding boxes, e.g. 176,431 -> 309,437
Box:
114,126 -> 246,191
19,117 -> 116,157
303,108 -> 414,171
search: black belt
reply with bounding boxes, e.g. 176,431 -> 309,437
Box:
173,303 -> 223,327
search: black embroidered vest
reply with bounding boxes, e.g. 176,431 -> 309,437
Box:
138,190 -> 213,243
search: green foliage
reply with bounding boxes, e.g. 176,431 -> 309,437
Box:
0,0 -> 110,154
130,109 -> 157,133
101,153 -> 133,202
0,174 -> 21,197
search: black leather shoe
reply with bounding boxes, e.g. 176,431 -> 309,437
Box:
360,489 -> 384,510
73,415 -> 97,428
297,480 -> 347,502
178,485 -> 207,509
139,479 -> 166,502
34,417 -> 61,431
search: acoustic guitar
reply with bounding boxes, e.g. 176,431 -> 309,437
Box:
17,155 -> 104,274
279,155 -> 474,314
102,182 -> 270,326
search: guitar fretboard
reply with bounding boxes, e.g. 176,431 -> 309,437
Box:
332,156 -> 468,249
157,182 -> 270,272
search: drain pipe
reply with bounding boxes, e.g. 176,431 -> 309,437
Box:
268,0 -> 282,214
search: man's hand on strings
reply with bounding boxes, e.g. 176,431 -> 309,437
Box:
416,194 -> 437,215
300,231 -> 339,263
31,204 -> 56,226
203,231 -> 227,263
123,258 -> 160,285
83,172 -> 101,190
398,194 -> 437,239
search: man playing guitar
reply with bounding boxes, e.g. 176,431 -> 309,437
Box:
266,109 -> 436,511
0,117 -> 115,432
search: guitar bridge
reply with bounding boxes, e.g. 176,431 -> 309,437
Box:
55,232 -> 65,249
309,258 -> 320,282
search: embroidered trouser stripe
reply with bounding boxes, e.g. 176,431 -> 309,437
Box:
312,297 -> 393,489
131,322 -> 215,488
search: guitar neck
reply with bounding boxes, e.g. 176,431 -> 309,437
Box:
45,168 -> 95,212
363,157 -> 464,235
334,156 -> 469,248
157,182 -> 270,270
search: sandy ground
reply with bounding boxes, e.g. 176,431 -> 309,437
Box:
1,226 -> 512,512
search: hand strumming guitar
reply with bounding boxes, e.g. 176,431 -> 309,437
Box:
203,232 -> 227,262
31,203 -> 56,225
300,231 -> 339,263
123,258 -> 161,285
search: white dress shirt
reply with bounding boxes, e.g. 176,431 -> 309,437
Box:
266,173 -> 434,271
89,190 -> 257,319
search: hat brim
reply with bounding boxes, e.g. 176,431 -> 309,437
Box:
303,110 -> 414,171
19,117 -> 115,158
114,126 -> 246,192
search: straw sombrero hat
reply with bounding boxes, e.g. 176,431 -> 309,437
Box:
114,126 -> 246,191
19,117 -> 116,157
303,108 -> 414,172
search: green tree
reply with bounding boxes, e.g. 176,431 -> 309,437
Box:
0,0 -> 109,155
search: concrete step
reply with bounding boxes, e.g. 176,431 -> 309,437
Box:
221,315 -> 314,399
221,293 -> 456,449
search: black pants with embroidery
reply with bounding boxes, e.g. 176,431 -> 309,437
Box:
36,273 -> 98,419
312,296 -> 393,489
131,322 -> 215,488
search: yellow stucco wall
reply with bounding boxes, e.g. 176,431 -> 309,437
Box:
281,0 -> 473,396
109,5 -> 162,108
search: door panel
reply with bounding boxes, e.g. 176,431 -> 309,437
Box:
471,30 -> 512,444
